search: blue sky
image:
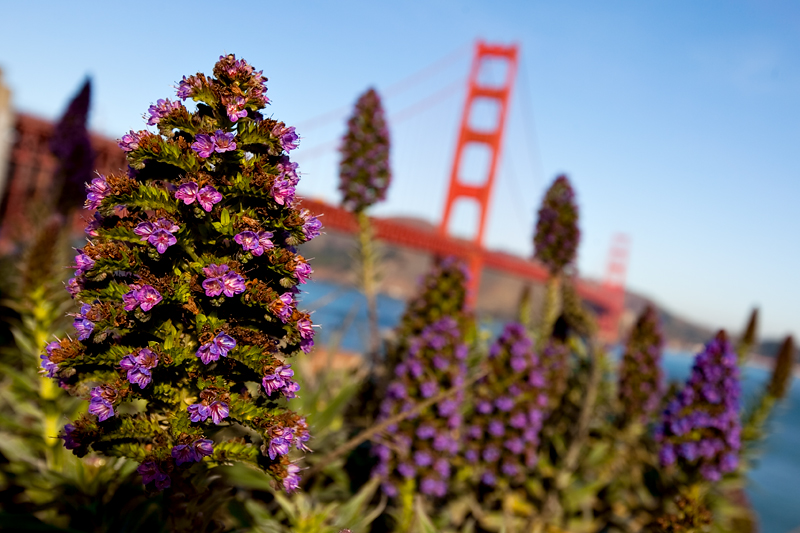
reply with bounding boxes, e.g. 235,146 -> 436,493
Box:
1,0 -> 798,340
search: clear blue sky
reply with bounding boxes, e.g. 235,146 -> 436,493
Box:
1,0 -> 797,340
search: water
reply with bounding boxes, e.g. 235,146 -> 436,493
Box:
301,280 -> 800,532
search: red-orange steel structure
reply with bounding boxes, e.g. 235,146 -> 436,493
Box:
597,233 -> 630,341
438,41 -> 519,304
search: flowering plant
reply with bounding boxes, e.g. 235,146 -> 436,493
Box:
43,55 -> 320,492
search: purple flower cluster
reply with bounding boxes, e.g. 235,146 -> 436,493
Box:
40,341 -> 60,378
297,317 -> 315,353
374,317 -> 466,498
174,182 -> 223,212
88,385 -> 117,422
122,284 -> 163,312
138,461 -> 172,490
234,230 -> 274,256
72,303 -> 94,341
147,98 -> 182,126
338,88 -> 391,213
294,260 -> 312,285
171,438 -> 214,465
657,333 -> 742,481
118,130 -> 143,152
196,332 -> 237,365
299,208 -> 322,241
73,251 -> 94,274
618,305 -> 664,424
187,391 -> 229,424
272,124 -> 300,152
464,323 -> 547,486
85,175 -> 110,210
270,293 -> 295,323
191,130 -> 236,158
201,264 -> 246,298
262,364 -> 300,398
266,417 -> 311,461
134,218 -> 180,254
120,348 -> 159,389
53,55 -> 315,495
533,175 -> 580,274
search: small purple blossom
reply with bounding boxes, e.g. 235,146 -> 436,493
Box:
197,186 -> 223,212
271,178 -> 295,206
226,96 -> 248,122
85,175 -> 110,209
221,271 -> 246,297
74,252 -> 94,273
212,130 -> 236,153
300,209 -> 322,241
208,401 -> 229,424
171,444 -> 196,465
137,285 -> 163,312
273,124 -> 299,152
118,130 -> 142,152
294,261 -> 312,284
175,182 -> 200,204
283,463 -> 301,493
191,134 -> 216,158
147,98 -> 181,125
188,403 -> 211,422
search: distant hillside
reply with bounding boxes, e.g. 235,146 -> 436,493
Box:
301,216 -> 794,359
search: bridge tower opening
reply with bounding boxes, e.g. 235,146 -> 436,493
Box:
439,41 -> 518,305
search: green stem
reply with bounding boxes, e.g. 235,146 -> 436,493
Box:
539,273 -> 562,347
357,211 -> 381,368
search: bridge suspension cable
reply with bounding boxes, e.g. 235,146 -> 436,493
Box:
294,43 -> 471,133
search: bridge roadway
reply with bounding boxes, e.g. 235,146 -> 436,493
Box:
299,197 -> 623,342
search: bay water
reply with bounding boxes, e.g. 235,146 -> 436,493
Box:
300,280 -> 800,532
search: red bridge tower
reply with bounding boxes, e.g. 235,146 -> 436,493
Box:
438,41 -> 518,304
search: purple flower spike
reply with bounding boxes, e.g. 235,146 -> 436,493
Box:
137,285 -> 162,312
208,401 -> 229,424
197,185 -> 222,212
212,130 -> 236,153
192,134 -> 216,158
187,403 -> 211,422
148,229 -> 177,254
175,182 -> 199,205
